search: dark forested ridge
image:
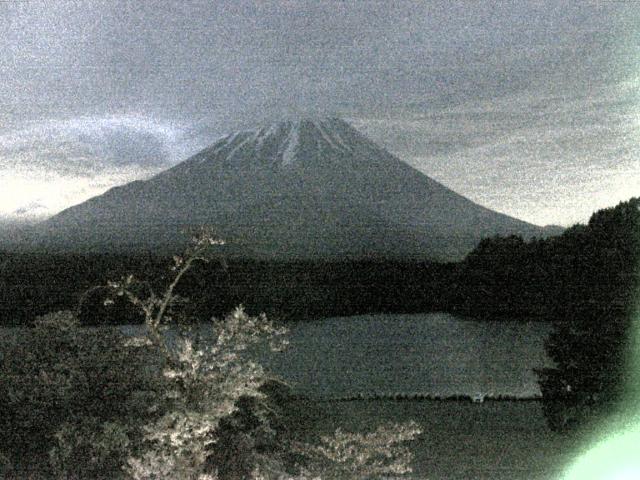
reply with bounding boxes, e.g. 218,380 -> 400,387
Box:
432,195 -> 638,431
535,198 -> 640,430
0,252 -> 455,326
1,198 -> 638,328
449,197 -> 639,320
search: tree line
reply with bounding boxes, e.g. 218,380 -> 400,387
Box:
0,253 -> 455,326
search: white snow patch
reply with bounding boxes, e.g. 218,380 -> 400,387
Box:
318,119 -> 352,152
314,122 -> 342,151
225,133 -> 255,160
281,122 -> 301,166
193,117 -> 354,168
254,123 -> 282,151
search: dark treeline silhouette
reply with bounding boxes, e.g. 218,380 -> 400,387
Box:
442,198 -> 640,431
447,206 -> 637,320
537,198 -> 640,430
0,251 -> 167,326
0,252 -> 455,326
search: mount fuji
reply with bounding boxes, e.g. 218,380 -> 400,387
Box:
26,117 -> 553,260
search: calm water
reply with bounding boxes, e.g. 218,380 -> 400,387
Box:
2,313 -> 553,400
258,313 -> 552,399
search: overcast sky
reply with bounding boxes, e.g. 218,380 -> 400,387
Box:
1,0 -> 639,226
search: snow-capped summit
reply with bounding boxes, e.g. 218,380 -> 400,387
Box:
30,117 -> 549,260
214,117 -> 354,166
175,117 -> 369,171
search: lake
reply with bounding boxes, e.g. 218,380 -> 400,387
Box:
257,313 -> 553,400
2,313 -> 553,400
0,313 -> 570,479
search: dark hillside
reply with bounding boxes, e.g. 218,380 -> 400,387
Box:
0,252 -> 454,326
447,198 -> 639,320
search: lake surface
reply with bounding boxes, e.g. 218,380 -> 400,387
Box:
2,313 -> 553,400
258,313 -> 553,399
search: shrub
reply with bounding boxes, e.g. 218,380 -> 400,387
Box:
125,307 -> 289,480
0,311 -> 163,477
294,421 -> 422,480
49,418 -> 132,479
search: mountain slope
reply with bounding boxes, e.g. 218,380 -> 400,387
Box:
29,117 -> 550,260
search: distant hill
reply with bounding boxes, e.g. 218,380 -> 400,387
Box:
539,225 -> 566,237
22,117 -> 555,261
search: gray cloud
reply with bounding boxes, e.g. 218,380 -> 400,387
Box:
2,1 -> 634,123
1,1 -> 638,224
0,115 -> 220,218
353,81 -> 640,225
0,116 -> 208,176
12,201 -> 48,218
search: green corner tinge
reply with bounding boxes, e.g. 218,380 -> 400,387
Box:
561,288 -> 640,479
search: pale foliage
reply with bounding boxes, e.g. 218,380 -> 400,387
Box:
299,421 -> 422,479
107,227 -> 227,363
107,230 -> 287,479
110,229 -> 420,480
126,307 -> 287,480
